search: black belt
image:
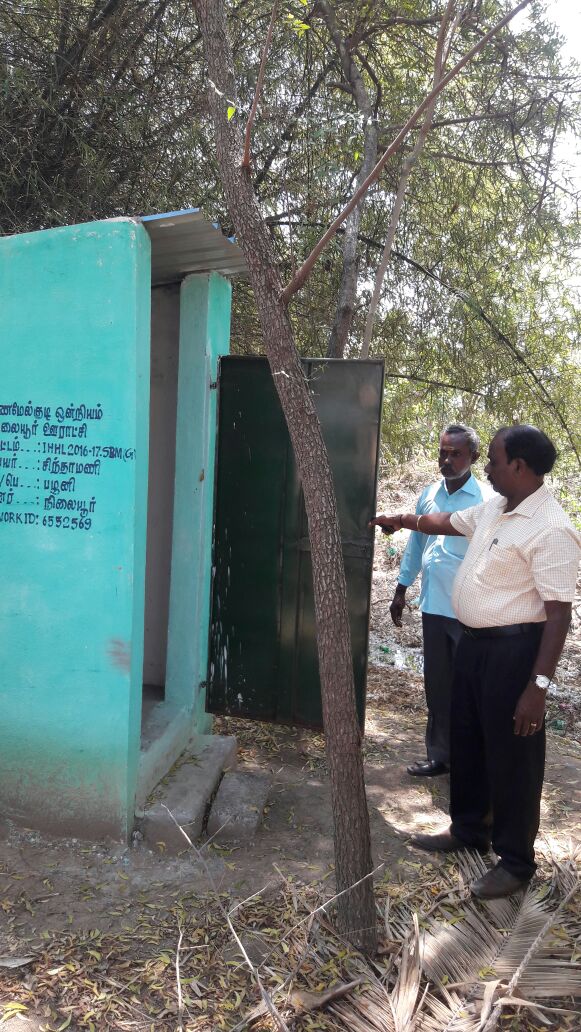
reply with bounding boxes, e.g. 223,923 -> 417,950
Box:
461,622 -> 540,639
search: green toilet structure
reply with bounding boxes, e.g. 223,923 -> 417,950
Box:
0,211 -> 246,840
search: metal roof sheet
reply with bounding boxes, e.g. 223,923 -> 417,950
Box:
140,208 -> 248,285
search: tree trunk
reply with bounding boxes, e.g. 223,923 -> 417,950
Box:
319,0 -> 378,359
194,0 -> 377,953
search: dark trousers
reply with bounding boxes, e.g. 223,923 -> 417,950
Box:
450,625 -> 545,880
422,613 -> 463,766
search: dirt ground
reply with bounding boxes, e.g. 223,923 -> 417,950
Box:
1,466 -> 580,1031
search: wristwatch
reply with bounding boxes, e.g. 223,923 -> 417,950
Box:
533,674 -> 551,692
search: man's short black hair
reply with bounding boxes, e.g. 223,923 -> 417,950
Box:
442,423 -> 480,456
497,424 -> 557,475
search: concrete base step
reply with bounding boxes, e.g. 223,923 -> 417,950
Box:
138,734 -> 237,853
206,770 -> 271,843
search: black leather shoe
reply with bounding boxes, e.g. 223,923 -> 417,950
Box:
471,864 -> 530,899
410,829 -> 466,853
407,759 -> 449,777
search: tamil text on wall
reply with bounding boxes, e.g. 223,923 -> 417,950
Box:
0,402 -> 135,532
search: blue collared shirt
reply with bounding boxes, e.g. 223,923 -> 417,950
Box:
397,474 -> 493,618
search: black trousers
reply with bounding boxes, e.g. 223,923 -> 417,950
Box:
422,613 -> 463,765
449,625 -> 545,880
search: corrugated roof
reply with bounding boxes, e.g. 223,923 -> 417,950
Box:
140,208 -> 248,285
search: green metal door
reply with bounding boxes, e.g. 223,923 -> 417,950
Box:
207,357 -> 384,729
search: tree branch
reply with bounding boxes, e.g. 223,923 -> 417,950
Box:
318,0 -> 373,119
533,99 -> 563,214
385,373 -> 486,397
392,253 -> 580,466
423,148 -> 511,168
255,59 -> 335,192
379,102 -> 562,136
319,0 -> 379,358
242,0 -> 279,169
361,0 -> 458,358
270,220 -> 579,462
281,0 -> 534,305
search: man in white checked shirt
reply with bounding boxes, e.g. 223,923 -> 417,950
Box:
371,425 -> 580,900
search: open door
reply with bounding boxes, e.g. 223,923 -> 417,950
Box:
207,357 -> 384,730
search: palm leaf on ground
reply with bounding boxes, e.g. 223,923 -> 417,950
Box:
329,850 -> 580,1032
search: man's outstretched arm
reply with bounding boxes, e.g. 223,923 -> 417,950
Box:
369,512 -> 464,536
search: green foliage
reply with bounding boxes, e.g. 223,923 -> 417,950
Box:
0,0 -> 207,232
285,13 -> 310,37
1,0 -> 579,482
227,0 -> 581,476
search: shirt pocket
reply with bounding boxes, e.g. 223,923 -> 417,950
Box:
473,543 -> 529,588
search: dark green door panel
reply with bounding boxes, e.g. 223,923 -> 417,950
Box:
208,359 -> 289,720
207,357 -> 384,729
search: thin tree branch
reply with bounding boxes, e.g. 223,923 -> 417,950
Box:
242,0 -> 279,169
361,0 -> 457,358
319,0 -> 379,358
281,0 -> 534,305
357,51 -> 382,119
271,219 -> 579,461
384,373 -> 486,397
175,922 -> 184,1032
467,299 -> 581,466
393,253 -> 581,466
424,148 -> 512,168
534,99 -> 563,214
318,0 -> 373,118
255,59 -> 335,191
379,101 -> 570,135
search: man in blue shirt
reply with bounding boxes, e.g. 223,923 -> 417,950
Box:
390,424 -> 492,777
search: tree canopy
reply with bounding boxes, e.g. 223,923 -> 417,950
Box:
1,0 -> 579,472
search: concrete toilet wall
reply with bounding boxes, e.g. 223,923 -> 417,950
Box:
0,214 -> 241,839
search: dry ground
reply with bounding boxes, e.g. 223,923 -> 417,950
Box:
0,466 -> 579,1031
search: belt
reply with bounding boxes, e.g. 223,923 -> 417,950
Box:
461,622 -> 540,639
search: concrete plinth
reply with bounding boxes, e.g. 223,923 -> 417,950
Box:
206,771 -> 271,842
140,734 -> 237,853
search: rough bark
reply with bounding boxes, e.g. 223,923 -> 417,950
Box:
319,0 -> 379,359
194,0 -> 377,953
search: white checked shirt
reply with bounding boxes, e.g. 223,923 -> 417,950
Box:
450,484 -> 581,628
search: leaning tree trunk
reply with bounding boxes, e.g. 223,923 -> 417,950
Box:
194,0 -> 376,953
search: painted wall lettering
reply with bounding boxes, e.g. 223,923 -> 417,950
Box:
0,401 -> 135,532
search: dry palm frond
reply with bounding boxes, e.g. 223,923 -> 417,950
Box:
416,852 -> 581,1032
330,983 -> 395,1032
388,914 -> 425,1032
385,894 -> 421,942
480,854 -> 581,1032
329,850 -> 580,1032
329,912 -> 424,1032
